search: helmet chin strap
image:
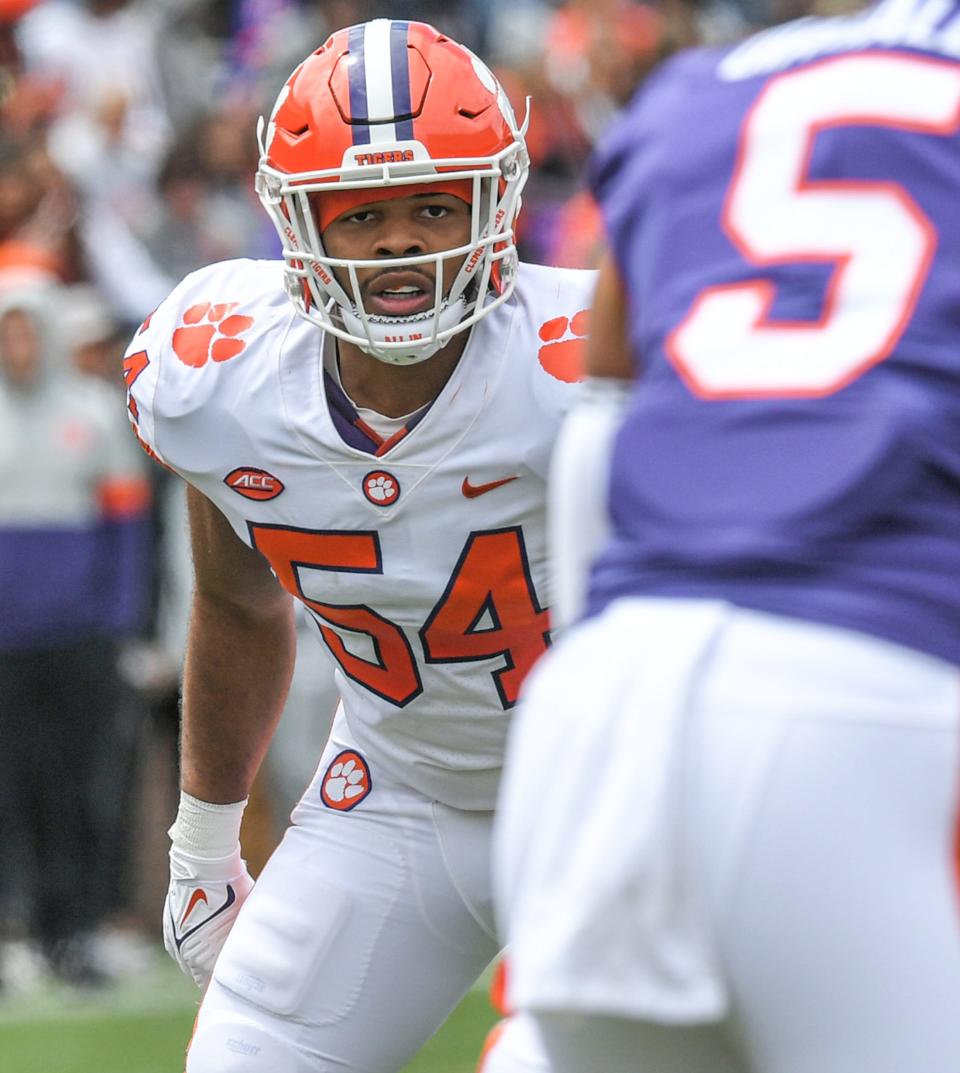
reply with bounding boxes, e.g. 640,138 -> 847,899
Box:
338,297 -> 469,366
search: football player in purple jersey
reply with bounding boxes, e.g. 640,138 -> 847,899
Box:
495,2 -> 960,1071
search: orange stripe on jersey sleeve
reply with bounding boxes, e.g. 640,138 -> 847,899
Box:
131,424 -> 174,473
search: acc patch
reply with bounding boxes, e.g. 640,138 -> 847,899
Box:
224,467 -> 285,501
320,750 -> 372,811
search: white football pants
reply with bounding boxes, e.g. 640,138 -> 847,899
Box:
496,598 -> 960,1073
186,720 -> 510,1073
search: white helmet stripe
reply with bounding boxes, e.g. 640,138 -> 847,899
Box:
364,19 -> 399,143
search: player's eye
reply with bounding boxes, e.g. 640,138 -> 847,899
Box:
344,209 -> 376,224
420,204 -> 448,219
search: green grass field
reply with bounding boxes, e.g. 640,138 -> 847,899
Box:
0,956 -> 498,1073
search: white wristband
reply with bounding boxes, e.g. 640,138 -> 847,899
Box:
168,790 -> 248,860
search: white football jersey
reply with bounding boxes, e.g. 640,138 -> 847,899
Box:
125,258 -> 595,809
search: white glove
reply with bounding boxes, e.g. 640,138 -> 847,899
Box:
162,792 -> 254,989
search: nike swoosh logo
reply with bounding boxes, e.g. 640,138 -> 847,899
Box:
171,884 -> 237,950
462,476 -> 519,498
179,888 -> 208,928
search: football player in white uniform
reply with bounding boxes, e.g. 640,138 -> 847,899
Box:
122,20 -> 594,1073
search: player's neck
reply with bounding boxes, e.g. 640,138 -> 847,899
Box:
335,334 -> 468,418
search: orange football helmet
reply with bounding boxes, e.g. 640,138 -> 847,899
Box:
256,19 -> 530,364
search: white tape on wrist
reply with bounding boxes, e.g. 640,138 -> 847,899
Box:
168,790 -> 248,860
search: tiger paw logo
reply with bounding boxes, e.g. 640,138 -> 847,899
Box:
538,310 -> 589,383
321,750 -> 371,811
172,302 -> 254,368
362,470 -> 400,506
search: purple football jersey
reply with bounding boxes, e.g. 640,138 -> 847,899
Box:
588,5 -> 960,664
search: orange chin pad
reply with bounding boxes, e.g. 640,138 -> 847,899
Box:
316,180 -> 474,232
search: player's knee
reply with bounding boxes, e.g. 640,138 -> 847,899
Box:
186,1017 -> 315,1073
477,1013 -> 553,1073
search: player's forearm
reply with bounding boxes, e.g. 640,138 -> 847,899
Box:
179,588 -> 296,804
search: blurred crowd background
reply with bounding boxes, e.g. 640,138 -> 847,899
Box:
0,0 -> 862,995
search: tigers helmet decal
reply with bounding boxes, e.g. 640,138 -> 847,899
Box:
255,20 -> 530,365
